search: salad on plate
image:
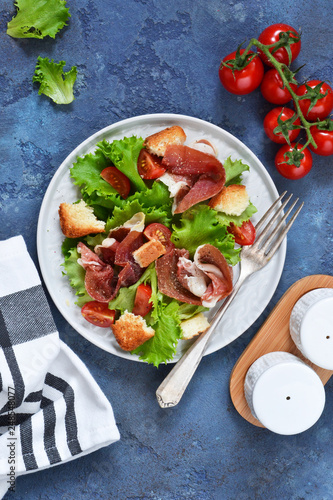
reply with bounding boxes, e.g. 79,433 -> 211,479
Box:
58,125 -> 257,367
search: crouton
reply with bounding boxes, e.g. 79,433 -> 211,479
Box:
144,126 -> 186,157
132,239 -> 166,268
180,313 -> 210,340
209,184 -> 249,216
112,311 -> 155,351
59,200 -> 106,238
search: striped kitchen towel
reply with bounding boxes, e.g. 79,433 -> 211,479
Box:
0,236 -> 120,498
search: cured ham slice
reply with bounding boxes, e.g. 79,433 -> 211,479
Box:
162,145 -> 226,213
194,244 -> 233,307
155,248 -> 202,305
156,243 -> 233,308
77,242 -> 116,303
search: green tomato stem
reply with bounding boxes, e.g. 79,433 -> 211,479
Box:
245,38 -> 324,153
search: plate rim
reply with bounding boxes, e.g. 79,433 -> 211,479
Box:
37,112 -> 286,363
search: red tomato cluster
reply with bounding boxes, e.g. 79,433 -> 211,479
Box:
219,23 -> 333,179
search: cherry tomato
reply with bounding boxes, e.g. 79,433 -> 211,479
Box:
81,301 -> 116,328
260,69 -> 297,104
143,223 -> 174,252
219,49 -> 264,95
137,149 -> 166,179
258,23 -> 301,67
296,80 -> 333,122
101,166 -> 130,198
275,143 -> 313,179
132,284 -> 153,317
263,107 -> 300,144
309,122 -> 333,156
227,220 -> 256,246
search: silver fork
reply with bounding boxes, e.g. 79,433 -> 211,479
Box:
156,191 -> 304,408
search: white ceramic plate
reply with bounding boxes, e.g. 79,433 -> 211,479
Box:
37,113 -> 286,363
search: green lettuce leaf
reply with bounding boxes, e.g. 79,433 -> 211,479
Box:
105,199 -> 171,233
62,246 -> 92,307
224,157 -> 250,185
178,303 -> 208,320
215,201 -> 258,227
33,57 -> 77,104
7,0 -> 70,39
171,204 -> 241,265
97,137 -> 146,191
133,300 -> 182,367
71,149 -> 116,197
84,180 -> 172,218
107,265 -> 156,315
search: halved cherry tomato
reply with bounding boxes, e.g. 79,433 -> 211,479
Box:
137,149 -> 166,179
263,107 -> 300,144
143,223 -> 174,252
260,69 -> 297,105
258,23 -> 301,67
132,284 -> 153,317
296,80 -> 333,122
101,166 -> 130,198
81,301 -> 116,327
227,220 -> 256,246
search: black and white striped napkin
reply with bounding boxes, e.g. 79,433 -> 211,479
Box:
0,236 -> 120,498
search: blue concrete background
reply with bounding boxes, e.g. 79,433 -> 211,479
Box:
1,0 -> 333,498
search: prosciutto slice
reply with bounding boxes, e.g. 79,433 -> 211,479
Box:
77,242 -> 116,303
155,248 -> 202,305
156,244 -> 233,308
162,145 -> 226,213
194,244 -> 233,307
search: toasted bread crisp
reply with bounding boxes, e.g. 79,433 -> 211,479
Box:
180,313 -> 210,340
144,126 -> 186,157
112,312 -> 155,351
132,239 -> 166,268
209,184 -> 249,216
59,200 -> 105,238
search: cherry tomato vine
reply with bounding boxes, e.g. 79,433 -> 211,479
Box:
219,23 -> 333,179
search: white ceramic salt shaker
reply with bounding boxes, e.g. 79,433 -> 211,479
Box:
290,288 -> 333,370
244,352 -> 325,435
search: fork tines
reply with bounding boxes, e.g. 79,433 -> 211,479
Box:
252,191 -> 304,259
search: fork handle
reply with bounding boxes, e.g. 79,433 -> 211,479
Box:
156,277 -> 245,408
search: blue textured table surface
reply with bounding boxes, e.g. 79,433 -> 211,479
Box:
1,1 -> 333,498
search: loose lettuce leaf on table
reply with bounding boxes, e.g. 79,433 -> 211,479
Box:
171,204 -> 240,265
7,0 -> 70,39
33,57 -> 77,105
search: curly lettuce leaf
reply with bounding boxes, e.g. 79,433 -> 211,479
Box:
171,204 -> 240,265
62,246 -> 92,307
33,57 -> 77,104
178,303 -> 208,320
85,180 -> 172,218
71,149 -> 116,197
105,199 -> 171,233
224,157 -> 250,186
215,201 -> 258,227
133,301 -> 182,367
97,137 -> 146,191
7,0 -> 70,39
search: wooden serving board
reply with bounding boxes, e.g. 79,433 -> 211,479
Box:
229,274 -> 333,428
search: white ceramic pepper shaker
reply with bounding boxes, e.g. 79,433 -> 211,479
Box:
244,352 -> 325,435
289,288 -> 333,370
